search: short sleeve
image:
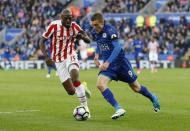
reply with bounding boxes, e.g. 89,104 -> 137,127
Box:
72,22 -> 82,36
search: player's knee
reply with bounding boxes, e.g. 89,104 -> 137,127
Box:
129,84 -> 140,92
96,84 -> 105,92
132,87 -> 139,92
67,89 -> 75,95
62,82 -> 75,95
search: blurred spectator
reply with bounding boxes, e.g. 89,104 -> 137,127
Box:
78,40 -> 89,70
103,0 -> 150,13
0,0 -> 190,61
164,0 -> 190,12
0,0 -> 69,60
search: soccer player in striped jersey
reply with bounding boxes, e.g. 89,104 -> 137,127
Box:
39,9 -> 91,117
91,13 -> 160,119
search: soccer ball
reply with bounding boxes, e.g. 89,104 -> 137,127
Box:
73,106 -> 89,121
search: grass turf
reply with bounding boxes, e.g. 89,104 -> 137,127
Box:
0,69 -> 190,131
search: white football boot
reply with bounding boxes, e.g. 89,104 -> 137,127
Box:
46,74 -> 50,78
85,106 -> 91,119
111,108 -> 126,120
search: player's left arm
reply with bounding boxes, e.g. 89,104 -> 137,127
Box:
106,39 -> 122,63
76,30 -> 91,43
100,40 -> 122,70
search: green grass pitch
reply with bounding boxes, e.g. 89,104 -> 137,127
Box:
0,69 -> 190,131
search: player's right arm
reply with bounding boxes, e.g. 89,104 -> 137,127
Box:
40,23 -> 55,66
39,37 -> 54,66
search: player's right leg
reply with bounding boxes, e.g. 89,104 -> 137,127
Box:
55,61 -> 91,118
62,78 -> 75,95
69,63 -> 91,118
97,74 -> 126,119
136,58 -> 141,74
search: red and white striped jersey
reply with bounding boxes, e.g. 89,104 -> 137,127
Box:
42,20 -> 82,62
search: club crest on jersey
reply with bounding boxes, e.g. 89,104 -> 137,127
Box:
102,33 -> 107,38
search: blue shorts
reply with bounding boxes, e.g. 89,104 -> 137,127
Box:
99,58 -> 137,83
135,52 -> 143,60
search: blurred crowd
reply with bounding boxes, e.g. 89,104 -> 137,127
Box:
0,0 -> 69,61
164,0 -> 190,12
102,0 -> 150,13
105,16 -> 190,59
0,0 -> 190,62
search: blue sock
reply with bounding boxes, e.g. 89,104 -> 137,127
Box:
139,85 -> 154,102
48,67 -> 51,74
102,88 -> 121,111
136,61 -> 140,69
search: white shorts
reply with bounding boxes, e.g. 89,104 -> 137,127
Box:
55,54 -> 79,83
149,52 -> 158,62
80,50 -> 88,60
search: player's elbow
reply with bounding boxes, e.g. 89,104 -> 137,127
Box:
67,91 -> 75,95
66,89 -> 75,95
39,38 -> 46,48
84,38 -> 91,43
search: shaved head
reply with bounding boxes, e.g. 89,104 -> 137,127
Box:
62,9 -> 72,16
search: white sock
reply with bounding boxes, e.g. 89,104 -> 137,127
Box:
75,84 -> 88,109
82,62 -> 86,70
150,63 -> 154,72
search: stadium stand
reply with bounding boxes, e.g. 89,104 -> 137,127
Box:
0,0 -> 190,64
164,0 -> 190,12
102,0 -> 150,13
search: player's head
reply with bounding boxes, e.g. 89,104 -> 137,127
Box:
61,9 -> 72,28
151,36 -> 155,41
91,13 -> 104,33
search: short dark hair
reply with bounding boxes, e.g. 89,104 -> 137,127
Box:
91,13 -> 104,22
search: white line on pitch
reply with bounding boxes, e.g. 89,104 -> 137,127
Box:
0,109 -> 40,114
16,109 -> 40,112
0,112 -> 13,114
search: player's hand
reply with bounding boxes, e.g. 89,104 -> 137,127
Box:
45,57 -> 54,66
76,33 -> 84,40
99,62 -> 110,71
94,55 -> 100,67
94,58 -> 100,67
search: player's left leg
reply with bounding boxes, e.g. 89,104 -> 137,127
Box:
136,58 -> 141,74
128,80 -> 160,112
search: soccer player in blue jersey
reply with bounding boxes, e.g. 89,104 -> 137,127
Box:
90,13 -> 160,120
132,35 -> 144,74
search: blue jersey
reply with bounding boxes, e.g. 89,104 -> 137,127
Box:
91,24 -> 125,63
132,39 -> 144,59
133,39 -> 143,53
92,23 -> 137,83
